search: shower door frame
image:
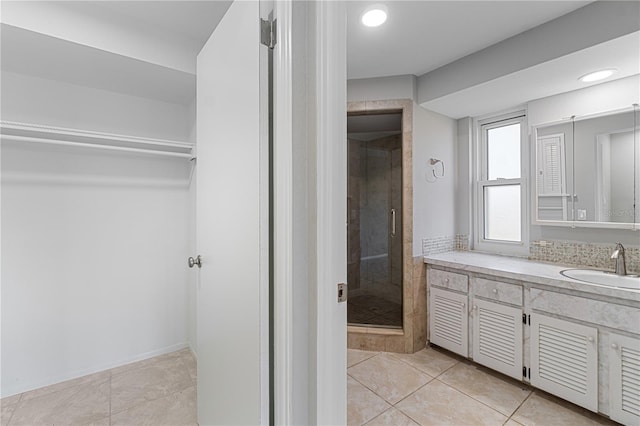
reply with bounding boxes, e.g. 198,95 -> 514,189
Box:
347,100 -> 415,352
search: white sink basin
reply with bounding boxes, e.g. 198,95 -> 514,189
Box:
560,269 -> 640,289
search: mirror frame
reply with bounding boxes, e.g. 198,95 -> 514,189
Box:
531,105 -> 639,231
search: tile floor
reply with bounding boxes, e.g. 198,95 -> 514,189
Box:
1,346 -> 621,426
1,348 -> 197,426
348,346 -> 620,426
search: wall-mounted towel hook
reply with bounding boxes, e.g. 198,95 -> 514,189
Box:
426,158 -> 445,183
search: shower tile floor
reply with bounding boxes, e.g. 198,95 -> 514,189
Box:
348,294 -> 402,327
1,346 -> 619,425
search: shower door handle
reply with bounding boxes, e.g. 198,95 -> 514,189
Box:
391,208 -> 397,238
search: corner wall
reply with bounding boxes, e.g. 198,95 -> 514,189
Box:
347,76 -> 458,257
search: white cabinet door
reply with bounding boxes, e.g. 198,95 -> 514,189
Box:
196,1 -> 265,424
472,298 -> 523,380
609,333 -> 640,425
429,287 -> 468,357
530,314 -> 598,412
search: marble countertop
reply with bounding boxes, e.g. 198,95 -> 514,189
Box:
424,251 -> 640,303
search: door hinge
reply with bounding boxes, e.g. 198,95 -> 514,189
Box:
260,18 -> 277,49
523,366 -> 530,379
337,283 -> 348,303
522,313 -> 530,325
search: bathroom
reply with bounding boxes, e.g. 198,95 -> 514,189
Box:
1,1 -> 639,425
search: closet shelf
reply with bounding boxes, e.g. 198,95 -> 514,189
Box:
0,121 -> 195,160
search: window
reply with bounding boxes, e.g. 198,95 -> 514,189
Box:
475,113 -> 528,254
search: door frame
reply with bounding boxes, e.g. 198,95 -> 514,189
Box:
273,1 -> 347,424
311,1 -> 347,423
273,0 -> 294,424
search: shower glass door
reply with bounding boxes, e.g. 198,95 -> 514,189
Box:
347,112 -> 403,328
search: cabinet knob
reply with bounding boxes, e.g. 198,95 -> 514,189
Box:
445,278 -> 450,283
492,288 -> 497,294
611,343 -> 618,349
473,305 -> 478,310
588,336 -> 594,342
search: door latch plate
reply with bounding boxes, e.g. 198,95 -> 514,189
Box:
338,283 -> 348,303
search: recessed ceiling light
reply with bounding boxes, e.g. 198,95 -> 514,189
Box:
361,5 -> 387,27
578,69 -> 617,83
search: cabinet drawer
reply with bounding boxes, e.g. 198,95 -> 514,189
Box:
473,278 -> 523,306
428,269 -> 468,293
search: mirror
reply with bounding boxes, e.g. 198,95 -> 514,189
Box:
534,105 -> 639,227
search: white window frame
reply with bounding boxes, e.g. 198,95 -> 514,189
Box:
473,110 -> 529,255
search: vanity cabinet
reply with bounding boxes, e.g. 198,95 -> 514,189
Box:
471,298 -> 523,380
609,333 -> 640,425
426,258 -> 640,424
530,313 -> 599,412
428,269 -> 469,357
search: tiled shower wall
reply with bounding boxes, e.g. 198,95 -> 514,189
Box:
529,240 -> 640,274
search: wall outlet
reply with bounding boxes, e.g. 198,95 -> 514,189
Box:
577,209 -> 587,221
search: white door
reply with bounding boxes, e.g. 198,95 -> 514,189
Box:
196,1 -> 266,424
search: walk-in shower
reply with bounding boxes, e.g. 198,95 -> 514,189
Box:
347,112 -> 403,328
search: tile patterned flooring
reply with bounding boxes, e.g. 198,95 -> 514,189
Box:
348,346 -> 620,426
1,346 -> 621,425
1,349 -> 197,426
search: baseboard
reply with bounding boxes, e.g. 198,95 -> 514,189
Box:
1,342 -> 190,399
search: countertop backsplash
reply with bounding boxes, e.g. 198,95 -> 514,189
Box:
529,239 -> 639,275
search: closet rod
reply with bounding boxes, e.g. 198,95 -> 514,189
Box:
0,134 -> 194,159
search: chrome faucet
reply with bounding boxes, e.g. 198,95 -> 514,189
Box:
611,243 -> 627,276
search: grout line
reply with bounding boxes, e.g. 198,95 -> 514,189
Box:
432,379 -> 509,419
506,390 -> 534,425
387,348 -> 460,380
347,350 -> 380,369
5,403 -> 17,426
3,391 -> 22,426
109,370 -> 112,426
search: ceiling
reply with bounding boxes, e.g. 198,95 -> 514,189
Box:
1,24 -> 196,105
346,1 -> 591,79
2,0 -> 637,117
91,1 -> 232,45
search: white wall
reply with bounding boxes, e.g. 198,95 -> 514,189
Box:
347,75 -> 416,103
1,73 -> 193,397
412,106 -> 457,256
1,71 -> 191,141
347,76 -> 457,257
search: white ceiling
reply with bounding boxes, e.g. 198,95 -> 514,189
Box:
91,1 -> 232,45
2,0 -> 636,116
346,1 -> 591,79
1,24 -> 196,105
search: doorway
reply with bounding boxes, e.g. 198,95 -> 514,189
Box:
347,111 -> 403,328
